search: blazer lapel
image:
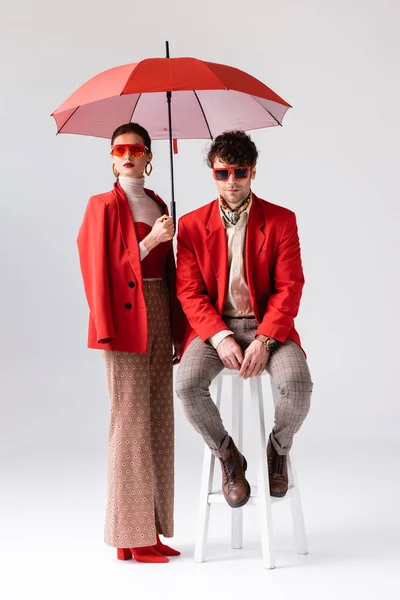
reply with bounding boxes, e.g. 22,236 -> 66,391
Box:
206,199 -> 228,314
245,193 -> 266,278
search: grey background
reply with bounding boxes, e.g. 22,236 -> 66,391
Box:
0,1 -> 399,598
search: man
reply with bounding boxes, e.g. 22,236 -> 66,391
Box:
175,130 -> 313,507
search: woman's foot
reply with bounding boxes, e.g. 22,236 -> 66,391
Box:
153,534 -> 181,557
117,546 -> 169,563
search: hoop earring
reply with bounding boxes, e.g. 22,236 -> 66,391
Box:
112,164 -> 119,179
145,162 -> 153,176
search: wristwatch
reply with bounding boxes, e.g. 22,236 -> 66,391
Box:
258,336 -> 279,353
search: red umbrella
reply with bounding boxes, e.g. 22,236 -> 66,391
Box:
51,42 -> 291,221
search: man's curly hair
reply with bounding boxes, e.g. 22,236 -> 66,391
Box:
207,130 -> 259,168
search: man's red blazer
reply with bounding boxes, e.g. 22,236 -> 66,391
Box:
176,193 -> 305,354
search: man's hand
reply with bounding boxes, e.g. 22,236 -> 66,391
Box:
216,336 -> 244,370
239,340 -> 269,379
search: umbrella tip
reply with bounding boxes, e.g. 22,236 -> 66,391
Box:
165,40 -> 170,58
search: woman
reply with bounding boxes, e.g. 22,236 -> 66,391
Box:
77,122 -> 186,563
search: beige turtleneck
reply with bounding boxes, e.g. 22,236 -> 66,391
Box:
119,176 -> 163,261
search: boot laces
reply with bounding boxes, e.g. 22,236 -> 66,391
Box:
277,455 -> 286,477
222,457 -> 237,484
269,446 -> 286,479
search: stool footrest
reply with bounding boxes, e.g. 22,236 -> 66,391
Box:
207,486 -> 294,505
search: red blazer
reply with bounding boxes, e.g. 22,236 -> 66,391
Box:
176,193 -> 305,354
77,183 -> 186,353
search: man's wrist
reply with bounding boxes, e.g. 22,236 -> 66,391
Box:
255,335 -> 280,353
254,336 -> 269,353
255,334 -> 268,343
209,330 -> 234,349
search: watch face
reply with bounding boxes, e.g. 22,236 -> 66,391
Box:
267,338 -> 278,352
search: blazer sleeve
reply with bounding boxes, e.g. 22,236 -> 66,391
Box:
176,219 -> 230,341
77,196 -> 116,343
256,212 -> 305,342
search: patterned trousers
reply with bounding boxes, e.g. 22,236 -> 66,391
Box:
102,280 -> 174,548
176,317 -> 313,457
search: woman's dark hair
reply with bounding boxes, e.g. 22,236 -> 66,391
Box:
207,130 -> 258,168
111,122 -> 152,152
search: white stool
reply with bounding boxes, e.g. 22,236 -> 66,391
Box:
194,369 -> 308,569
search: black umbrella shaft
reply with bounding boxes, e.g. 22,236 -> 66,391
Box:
166,91 -> 176,225
165,41 -> 176,226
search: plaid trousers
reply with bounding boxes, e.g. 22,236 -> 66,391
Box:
176,317 -> 313,457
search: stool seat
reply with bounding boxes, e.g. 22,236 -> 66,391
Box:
194,369 -> 308,569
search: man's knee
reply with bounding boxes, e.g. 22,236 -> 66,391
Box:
277,372 -> 313,404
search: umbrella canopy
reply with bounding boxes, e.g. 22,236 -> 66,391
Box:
52,49 -> 292,223
51,57 -> 291,140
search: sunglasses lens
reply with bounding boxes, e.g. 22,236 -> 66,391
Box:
234,168 -> 249,179
111,144 -> 146,157
214,167 -> 250,180
130,144 -> 146,157
215,169 -> 229,181
111,145 -> 126,157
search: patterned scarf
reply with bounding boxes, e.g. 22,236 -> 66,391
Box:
219,192 -> 252,225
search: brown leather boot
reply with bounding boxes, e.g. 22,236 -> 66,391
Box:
219,437 -> 251,508
267,436 -> 289,498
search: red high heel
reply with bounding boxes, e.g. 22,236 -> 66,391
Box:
117,548 -> 132,561
117,546 -> 169,563
153,534 -> 181,556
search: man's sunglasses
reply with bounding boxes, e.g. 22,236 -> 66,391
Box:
110,143 -> 149,158
212,167 -> 251,181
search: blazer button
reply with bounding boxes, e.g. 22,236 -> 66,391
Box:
128,281 -> 135,288
125,303 -> 132,310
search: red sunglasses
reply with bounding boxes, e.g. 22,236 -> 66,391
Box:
213,167 -> 251,181
110,143 -> 149,158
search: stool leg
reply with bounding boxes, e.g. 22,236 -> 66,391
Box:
287,454 -> 308,555
250,377 -> 275,569
270,381 -> 308,555
194,376 -> 222,563
231,375 -> 244,550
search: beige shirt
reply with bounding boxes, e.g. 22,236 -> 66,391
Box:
208,198 -> 254,349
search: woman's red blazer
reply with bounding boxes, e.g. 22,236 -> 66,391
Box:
77,183 -> 186,353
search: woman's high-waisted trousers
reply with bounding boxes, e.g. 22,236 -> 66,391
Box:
102,280 -> 174,548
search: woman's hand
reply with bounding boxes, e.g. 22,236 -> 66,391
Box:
173,342 -> 182,365
143,216 -> 174,252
